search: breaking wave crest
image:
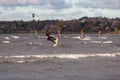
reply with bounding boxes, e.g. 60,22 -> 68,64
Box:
0,53 -> 120,64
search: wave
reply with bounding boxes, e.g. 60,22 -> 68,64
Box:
0,53 -> 120,64
72,36 -> 91,40
4,37 -> 11,40
28,42 -> 43,46
2,41 -> 10,44
90,41 -> 113,44
10,35 -> 20,39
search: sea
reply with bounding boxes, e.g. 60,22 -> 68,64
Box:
0,33 -> 120,80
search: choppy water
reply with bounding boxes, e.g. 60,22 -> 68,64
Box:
0,33 -> 120,80
0,33 -> 120,63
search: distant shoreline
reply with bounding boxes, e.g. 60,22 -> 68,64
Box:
0,31 -> 120,34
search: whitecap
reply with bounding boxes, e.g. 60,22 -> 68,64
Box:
73,36 -> 91,40
82,36 -> 91,40
28,42 -> 43,46
4,37 -> 10,40
73,36 -> 80,39
2,41 -> 10,44
102,41 -> 113,44
90,41 -> 102,43
2,53 -> 120,60
10,35 -> 20,39
0,53 -> 119,63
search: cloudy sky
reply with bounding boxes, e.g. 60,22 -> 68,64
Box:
0,0 -> 120,21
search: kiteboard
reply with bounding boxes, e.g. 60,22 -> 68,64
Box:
53,36 -> 59,47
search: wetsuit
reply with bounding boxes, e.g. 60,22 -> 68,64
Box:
46,32 -> 56,44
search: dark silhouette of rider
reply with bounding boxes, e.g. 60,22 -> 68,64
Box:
45,30 -> 56,44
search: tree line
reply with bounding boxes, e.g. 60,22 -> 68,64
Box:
0,17 -> 120,34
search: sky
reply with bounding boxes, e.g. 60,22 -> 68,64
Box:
0,0 -> 120,21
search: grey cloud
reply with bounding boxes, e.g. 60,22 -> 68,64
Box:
0,0 -> 40,6
0,0 -> 71,9
1,0 -> 120,9
76,0 -> 120,9
50,0 -> 71,9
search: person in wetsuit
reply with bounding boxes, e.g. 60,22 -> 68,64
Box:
45,30 -> 56,44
